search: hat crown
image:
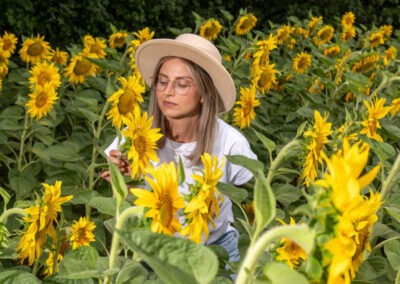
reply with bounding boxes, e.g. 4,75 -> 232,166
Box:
175,34 -> 222,63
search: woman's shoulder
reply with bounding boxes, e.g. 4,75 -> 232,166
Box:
216,118 -> 248,142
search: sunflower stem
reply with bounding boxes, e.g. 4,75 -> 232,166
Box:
17,112 -> 30,172
0,207 -> 27,223
380,153 -> 400,202
104,206 -> 144,284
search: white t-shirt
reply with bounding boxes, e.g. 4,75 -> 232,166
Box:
104,118 -> 257,244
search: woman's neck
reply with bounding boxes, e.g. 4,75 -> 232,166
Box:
166,117 -> 198,143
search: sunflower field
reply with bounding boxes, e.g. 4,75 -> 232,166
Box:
0,7 -> 400,284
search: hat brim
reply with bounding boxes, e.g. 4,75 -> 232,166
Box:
135,38 -> 236,113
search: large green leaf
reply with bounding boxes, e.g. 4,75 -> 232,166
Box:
109,161 -> 128,212
226,154 -> 264,176
0,270 -> 41,284
263,262 -> 309,284
89,197 -> 131,216
384,239 -> 400,270
253,169 -> 276,236
46,141 -> 82,162
118,230 -> 218,284
356,255 -> 388,281
114,260 -> 148,284
217,182 -> 248,207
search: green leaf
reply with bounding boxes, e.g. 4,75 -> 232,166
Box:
115,260 -> 148,284
274,184 -> 301,205
263,262 -> 309,284
86,57 -> 124,73
57,246 -> 104,280
89,197 -> 130,216
177,156 -> 185,185
46,141 -> 82,162
0,186 -> 10,212
385,206 -> 400,224
217,182 -> 248,207
0,270 -> 41,284
254,170 -> 276,235
226,155 -> 264,177
253,129 -> 276,156
356,255 -> 387,281
368,140 -> 396,162
8,169 -> 36,199
118,230 -> 218,284
384,239 -> 400,270
109,162 -> 128,212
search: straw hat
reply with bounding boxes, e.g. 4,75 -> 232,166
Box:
134,33 -> 236,113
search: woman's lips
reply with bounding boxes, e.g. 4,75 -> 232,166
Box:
163,101 -> 177,107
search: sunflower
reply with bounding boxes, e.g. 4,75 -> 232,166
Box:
360,98 -> 391,142
122,110 -> 163,180
380,24 -> 393,37
341,26 -> 356,41
308,78 -> 325,95
70,217 -> 96,250
83,35 -> 107,58
308,16 -> 323,34
50,47 -> 69,66
252,63 -> 278,94
199,19 -> 222,41
275,25 -> 293,45
341,11 -> 356,28
29,61 -> 61,90
64,52 -> 98,84
19,35 -> 52,64
351,54 -> 379,73
25,83 -> 59,120
383,46 -> 397,66
108,31 -> 129,48
106,75 -> 145,129
313,25 -> 334,46
389,98 -> 400,116
181,153 -> 226,243
275,217 -> 308,269
44,252 -> 63,276
233,85 -> 260,129
234,13 -> 257,35
292,51 -> 312,74
134,27 -> 155,43
127,39 -> 142,69
252,34 -> 278,68
369,31 -> 385,49
42,180 -> 73,226
301,111 -> 332,186
0,31 -> 18,58
130,162 -> 186,236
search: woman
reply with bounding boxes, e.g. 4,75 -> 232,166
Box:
101,33 -> 257,265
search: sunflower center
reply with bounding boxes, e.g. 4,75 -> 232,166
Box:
3,40 -> 12,50
117,89 -> 136,114
37,72 -> 52,85
90,45 -> 102,55
114,36 -> 125,45
159,195 -> 173,227
35,91 -> 48,108
27,42 -> 44,56
135,136 -> 147,156
73,58 -> 91,75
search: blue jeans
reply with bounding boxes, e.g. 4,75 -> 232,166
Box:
211,229 -> 240,263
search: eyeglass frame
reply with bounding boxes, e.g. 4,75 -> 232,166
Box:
152,74 -> 197,96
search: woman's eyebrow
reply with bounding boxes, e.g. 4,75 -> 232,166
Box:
158,73 -> 193,80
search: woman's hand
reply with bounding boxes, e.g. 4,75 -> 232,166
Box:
99,150 -> 131,182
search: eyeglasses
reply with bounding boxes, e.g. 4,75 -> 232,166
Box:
154,75 -> 196,96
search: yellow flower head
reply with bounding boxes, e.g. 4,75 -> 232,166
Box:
234,13 -> 257,35
360,98 -> 391,141
107,75 -> 145,128
70,217 -> 96,250
64,52 -> 98,84
233,85 -> 260,129
313,25 -> 334,46
324,45 -> 341,57
134,27 -> 155,43
29,61 -> 62,90
25,83 -> 59,120
182,153 -> 226,243
44,252 -> 63,276
252,63 -> 278,94
390,98 -> 400,116
252,34 -> 278,67
341,12 -> 356,28
0,31 -> 18,58
341,26 -> 357,41
292,51 -> 312,74
351,53 -> 379,73
275,25 -> 293,45
108,31 -> 129,48
122,110 -> 163,180
380,25 -> 393,37
19,35 -> 52,64
316,139 -> 380,210
308,78 -> 325,95
83,35 -> 107,58
383,46 -> 397,66
131,162 -> 186,236
369,31 -> 385,49
275,217 -> 307,269
199,19 -> 222,41
308,16 -> 323,34
49,47 -> 69,66
42,180 -> 73,225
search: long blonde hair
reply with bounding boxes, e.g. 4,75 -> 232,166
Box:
148,56 -> 223,165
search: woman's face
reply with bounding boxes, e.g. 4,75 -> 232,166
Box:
156,58 -> 203,120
